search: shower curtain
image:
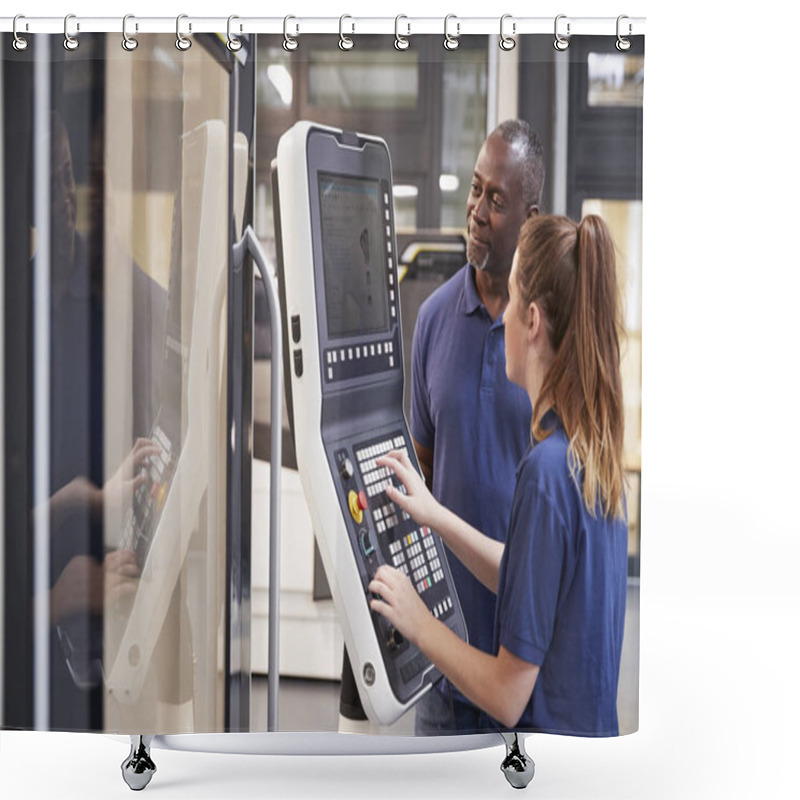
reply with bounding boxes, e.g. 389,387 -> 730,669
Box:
1,22 -> 643,740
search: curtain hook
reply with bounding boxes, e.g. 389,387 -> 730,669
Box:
554,14 -> 570,51
339,15 -> 354,51
499,14 -> 516,51
12,14 -> 28,52
176,13 -> 192,51
394,15 -> 410,51
121,14 -> 138,51
616,15 -> 632,51
443,14 -> 460,51
283,15 -> 298,52
227,15 -> 243,52
63,14 -> 79,51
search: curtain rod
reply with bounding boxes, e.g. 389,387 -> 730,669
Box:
1,15 -> 646,38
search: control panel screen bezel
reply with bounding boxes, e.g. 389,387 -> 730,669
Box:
306,129 -> 402,392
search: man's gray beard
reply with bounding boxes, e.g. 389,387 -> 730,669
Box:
467,244 -> 490,272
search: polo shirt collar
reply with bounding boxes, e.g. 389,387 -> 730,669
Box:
461,263 -> 483,316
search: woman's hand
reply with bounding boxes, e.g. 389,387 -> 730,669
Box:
49,549 -> 140,622
101,437 -> 161,517
103,549 -> 141,607
368,565 -> 433,648
376,449 -> 442,531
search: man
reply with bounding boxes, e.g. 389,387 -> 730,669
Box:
410,120 -> 545,734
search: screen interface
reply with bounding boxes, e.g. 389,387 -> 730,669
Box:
318,173 -> 389,338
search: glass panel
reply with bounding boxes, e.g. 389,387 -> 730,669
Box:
440,48 -> 488,230
587,53 -> 645,108
0,34 -> 235,733
308,50 -> 419,110
100,34 -> 231,735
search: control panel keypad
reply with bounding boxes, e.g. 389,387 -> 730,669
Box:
120,424 -> 175,567
353,433 -> 452,616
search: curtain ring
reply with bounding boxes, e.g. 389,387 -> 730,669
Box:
499,14 -> 515,51
394,15 -> 410,51
63,14 -> 79,51
553,14 -> 570,51
616,15 -> 632,51
283,15 -> 298,51
121,14 -> 138,51
12,14 -> 28,52
227,15 -> 242,52
339,15 -> 354,51
176,13 -> 192,51
443,14 -> 460,51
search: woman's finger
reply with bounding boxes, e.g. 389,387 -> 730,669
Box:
132,444 -> 160,467
383,483 -> 411,513
376,452 -> 414,485
369,596 -> 395,623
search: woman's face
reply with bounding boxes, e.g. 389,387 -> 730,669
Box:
503,250 -> 526,388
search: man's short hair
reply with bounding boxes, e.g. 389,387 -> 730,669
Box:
493,119 -> 545,210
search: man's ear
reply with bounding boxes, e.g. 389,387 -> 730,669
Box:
527,204 -> 539,219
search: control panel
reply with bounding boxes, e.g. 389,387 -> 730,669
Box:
272,122 -> 467,724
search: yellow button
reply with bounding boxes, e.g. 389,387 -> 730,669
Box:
348,490 -> 363,524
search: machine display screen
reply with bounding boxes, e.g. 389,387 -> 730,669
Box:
318,173 -> 389,338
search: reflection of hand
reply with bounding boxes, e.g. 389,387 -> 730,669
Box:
368,565 -> 432,648
50,549 -> 141,623
103,549 -> 140,608
102,438 -> 161,517
375,450 -> 442,530
50,555 -> 103,622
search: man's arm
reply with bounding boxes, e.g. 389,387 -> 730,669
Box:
412,436 -> 434,491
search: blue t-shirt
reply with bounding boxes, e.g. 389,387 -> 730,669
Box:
411,264 -> 531,663
493,410 -> 628,736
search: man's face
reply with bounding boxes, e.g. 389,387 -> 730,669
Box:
466,133 -> 529,277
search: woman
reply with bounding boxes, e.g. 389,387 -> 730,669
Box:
369,214 -> 628,735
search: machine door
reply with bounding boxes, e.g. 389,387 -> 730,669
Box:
1,32 -> 255,733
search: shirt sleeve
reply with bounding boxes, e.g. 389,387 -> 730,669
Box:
409,310 -> 434,449
496,481 -> 569,667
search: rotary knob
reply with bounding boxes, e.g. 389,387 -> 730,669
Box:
340,457 -> 354,480
387,627 -> 405,650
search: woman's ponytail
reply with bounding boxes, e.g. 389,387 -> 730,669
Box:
516,214 -> 625,518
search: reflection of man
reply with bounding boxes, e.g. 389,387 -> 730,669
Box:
45,112 -> 166,728
410,120 -> 545,734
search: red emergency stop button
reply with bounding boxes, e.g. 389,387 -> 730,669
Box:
348,490 -> 367,524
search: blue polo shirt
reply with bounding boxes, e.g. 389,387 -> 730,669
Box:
493,410 -> 628,736
410,264 -> 531,665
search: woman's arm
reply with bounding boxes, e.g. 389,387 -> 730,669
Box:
378,450 -> 505,593
369,565 -> 539,728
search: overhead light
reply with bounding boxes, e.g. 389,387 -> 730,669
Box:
267,64 -> 293,106
393,185 -> 419,199
439,174 -> 460,192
